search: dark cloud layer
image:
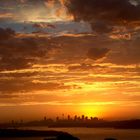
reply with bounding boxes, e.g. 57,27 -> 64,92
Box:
0,28 -> 15,40
0,78 -> 75,95
0,28 -> 60,71
0,26 -> 139,73
87,47 -> 110,60
66,0 -> 140,33
68,64 -> 106,71
107,38 -> 140,65
0,27 -> 139,96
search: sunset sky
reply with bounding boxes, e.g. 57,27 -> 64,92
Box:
0,0 -> 140,122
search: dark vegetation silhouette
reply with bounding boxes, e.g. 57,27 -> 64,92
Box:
0,129 -> 79,140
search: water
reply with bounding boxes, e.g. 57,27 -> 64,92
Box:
1,127 -> 140,140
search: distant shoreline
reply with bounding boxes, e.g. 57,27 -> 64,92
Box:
1,119 -> 140,130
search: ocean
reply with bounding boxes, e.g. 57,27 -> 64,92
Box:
1,127 -> 140,140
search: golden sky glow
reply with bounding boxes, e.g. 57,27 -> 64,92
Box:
0,0 -> 140,122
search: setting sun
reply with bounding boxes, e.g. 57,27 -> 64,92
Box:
79,105 -> 103,118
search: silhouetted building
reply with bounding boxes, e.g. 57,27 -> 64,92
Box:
44,117 -> 47,121
56,116 -> 59,122
68,115 -> 71,120
82,115 -> 85,121
74,115 -> 77,121
85,116 -> 88,121
93,117 -> 98,121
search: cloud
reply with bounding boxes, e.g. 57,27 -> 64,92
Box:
0,57 -> 33,70
0,78 -> 78,95
0,0 -> 47,22
65,0 -> 140,33
91,21 -> 113,33
0,13 -> 14,20
0,0 -> 73,23
0,28 -> 15,40
87,47 -> 110,60
0,27 -> 139,71
106,37 -> 140,65
33,23 -> 56,29
68,64 -> 106,71
0,28 -> 61,71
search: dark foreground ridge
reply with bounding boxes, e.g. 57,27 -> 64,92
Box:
0,129 -> 79,140
0,129 -> 119,140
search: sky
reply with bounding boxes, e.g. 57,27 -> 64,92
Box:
0,0 -> 140,122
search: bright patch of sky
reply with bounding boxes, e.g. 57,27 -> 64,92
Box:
0,21 -> 92,35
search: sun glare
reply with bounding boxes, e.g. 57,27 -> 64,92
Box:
80,105 -> 103,118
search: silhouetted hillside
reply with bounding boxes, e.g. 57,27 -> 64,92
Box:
0,129 -> 79,140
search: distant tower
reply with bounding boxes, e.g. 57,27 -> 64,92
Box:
62,114 -> 64,120
11,120 -> 14,125
74,115 -> 77,121
20,120 -> 23,124
93,117 -> 98,121
56,116 -> 59,121
68,115 -> 70,120
44,116 -> 47,121
85,116 -> 88,121
82,115 -> 85,121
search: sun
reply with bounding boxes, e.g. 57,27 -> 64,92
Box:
80,105 -> 103,118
